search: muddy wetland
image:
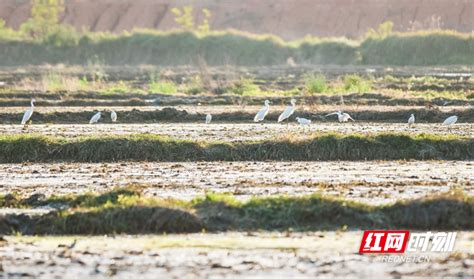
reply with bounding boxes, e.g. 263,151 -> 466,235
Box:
0,66 -> 473,277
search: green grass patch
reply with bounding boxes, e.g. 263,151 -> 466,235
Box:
149,80 -> 178,94
148,73 -> 178,94
0,188 -> 472,234
0,133 -> 472,163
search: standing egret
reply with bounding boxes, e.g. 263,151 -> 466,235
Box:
21,99 -> 35,128
408,114 -> 415,128
110,110 -> 117,122
89,111 -> 101,124
325,111 -> 354,122
254,100 -> 270,122
296,117 -> 311,125
442,115 -> 458,126
205,113 -> 212,124
278,99 -> 296,123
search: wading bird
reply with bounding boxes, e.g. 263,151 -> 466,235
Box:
442,115 -> 458,126
408,114 -> 415,128
21,99 -> 35,129
206,113 -> 212,124
325,111 -> 354,122
296,117 -> 311,125
89,111 -> 101,124
278,99 -> 296,123
111,110 -> 117,122
254,100 -> 270,122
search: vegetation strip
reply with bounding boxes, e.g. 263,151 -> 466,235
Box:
0,133 -> 472,162
1,30 -> 473,66
0,188 -> 472,234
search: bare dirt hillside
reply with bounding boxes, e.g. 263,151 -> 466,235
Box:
0,0 -> 473,39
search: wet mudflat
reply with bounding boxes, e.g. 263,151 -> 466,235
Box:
1,232 -> 472,278
1,161 -> 472,205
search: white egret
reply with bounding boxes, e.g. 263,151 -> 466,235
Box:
408,114 -> 415,128
89,112 -> 101,124
442,115 -> 458,126
21,99 -> 35,127
325,111 -> 354,122
111,110 -> 117,122
205,113 -> 212,124
296,117 -> 311,125
254,100 -> 270,122
278,99 -> 296,123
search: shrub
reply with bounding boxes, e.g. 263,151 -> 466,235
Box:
171,6 -> 212,33
365,21 -> 394,39
304,74 -> 327,93
42,25 -> 79,47
20,0 -> 65,40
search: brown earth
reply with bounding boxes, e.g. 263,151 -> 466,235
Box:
0,0 -> 472,39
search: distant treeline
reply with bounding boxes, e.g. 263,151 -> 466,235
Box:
0,29 -> 472,66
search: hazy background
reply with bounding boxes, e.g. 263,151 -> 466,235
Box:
1,0 -> 472,39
